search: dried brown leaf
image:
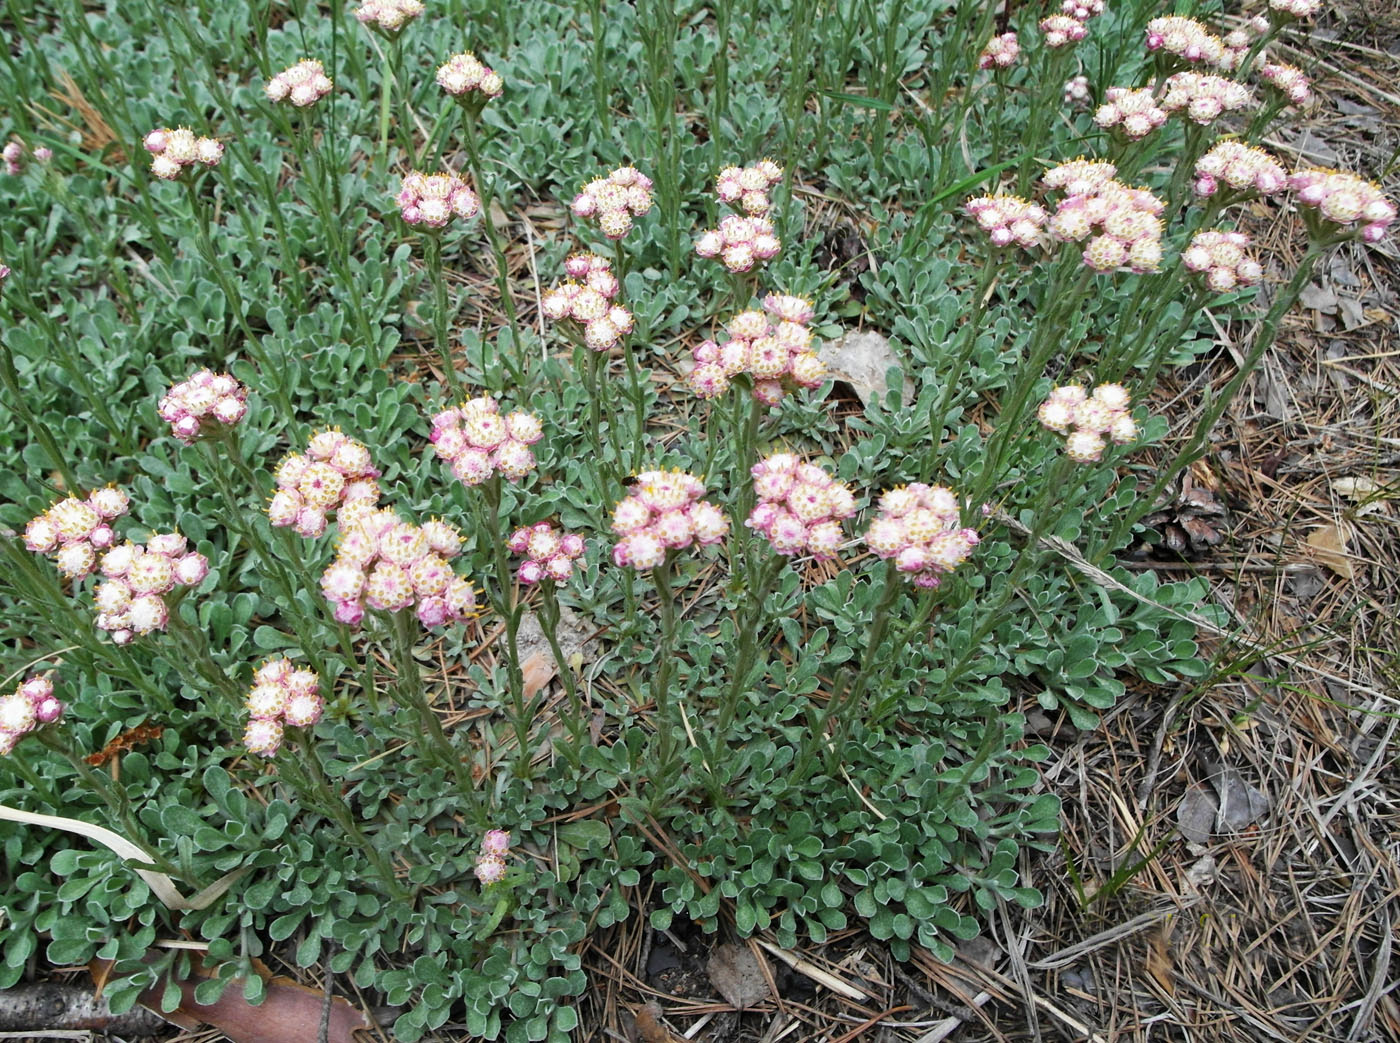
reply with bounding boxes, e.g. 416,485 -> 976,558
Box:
1306,522 -> 1354,579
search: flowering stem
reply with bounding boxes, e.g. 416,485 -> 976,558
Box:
587,0 -> 611,132
0,340 -> 81,492
480,478 -> 532,781
377,37 -> 400,160
925,250 -> 1000,480
458,110 -> 521,344
711,0 -> 732,168
1101,243 -> 1325,557
164,607 -> 245,707
645,554 -> 681,810
423,234 -> 461,394
387,608 -> 476,798
537,582 -> 585,769
1019,48 -> 1074,193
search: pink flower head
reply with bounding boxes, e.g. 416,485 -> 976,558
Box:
1063,75 -> 1092,107
541,253 -> 633,351
978,32 -> 1020,69
1159,72 -> 1253,125
1266,0 -> 1321,23
508,521 -> 585,585
1260,64 -> 1311,106
26,487 -> 135,582
89,529 -> 203,642
144,126 -> 223,179
159,369 -> 249,443
1060,0 -> 1104,20
397,171 -> 481,229
1046,175 -> 1165,275
269,432 -> 380,533
714,160 -> 784,216
1290,168 -> 1396,243
1038,14 -> 1087,48
611,469 -> 727,570
747,455 -> 857,560
481,829 -> 511,855
1094,87 -> 1168,140
475,853 -> 507,886
430,395 -> 541,485
354,0 -> 424,35
437,51 -> 504,100
1181,229 -> 1263,292
865,484 -> 979,587
570,167 -> 654,238
0,673 -> 63,750
1039,383 -> 1138,460
687,298 -> 824,406
694,214 -> 780,271
265,59 -> 334,107
1192,141 -> 1287,200
965,194 -> 1047,250
1144,16 -> 1225,66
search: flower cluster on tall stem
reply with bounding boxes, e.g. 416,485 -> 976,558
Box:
1144,17 -> 1225,67
570,167 -> 654,239
611,469 -> 728,570
143,127 -> 223,180
1291,169 -> 1396,243
688,294 -> 824,405
1038,383 -> 1139,462
864,484 -> 980,588
268,430 -> 381,538
243,658 -> 324,757
436,52 -> 503,101
265,59 -> 334,107
965,195 -> 1047,250
1044,162 -> 1164,274
746,454 -> 857,559
0,675 -> 63,756
507,523 -> 585,585
93,533 -> 208,642
541,253 -> 634,351
1193,141 -> 1287,201
429,394 -> 542,487
25,487 -> 130,580
158,370 -> 248,443
1181,230 -> 1263,292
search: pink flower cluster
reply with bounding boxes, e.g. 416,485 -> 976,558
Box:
978,32 -> 1019,69
1063,75 -> 1092,106
265,59 -> 334,107
1038,383 -> 1138,462
0,263 -> 9,282
1094,87 -> 1167,140
688,294 -> 824,406
354,0 -> 423,34
429,395 -> 543,486
508,522 -> 586,584
1260,63 -> 1311,106
144,128 -> 223,180
158,370 -> 248,443
965,194 -> 1047,250
268,430 -> 381,538
1160,72 -> 1253,125
397,171 -> 481,229
1267,0 -> 1320,22
243,658 -> 324,757
1193,141 -> 1287,199
0,675 -> 63,756
1038,14 -> 1087,48
320,506 -> 477,627
1045,166 -> 1164,274
570,167 -> 654,239
93,533 -> 209,643
864,485 -> 980,589
1290,169 -> 1396,242
1181,230 -> 1263,292
694,214 -> 781,273
3,141 -> 23,176
611,469 -> 728,570
746,454 -> 857,560
476,829 -> 510,886
715,161 -> 784,216
1145,17 -> 1224,66
1059,0 -> 1104,20
436,52 -> 503,99
25,487 -> 131,580
540,253 -> 634,351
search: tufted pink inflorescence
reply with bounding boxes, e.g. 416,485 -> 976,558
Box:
1094,87 -> 1168,140
25,487 -> 131,582
540,252 -> 634,351
1060,0 -> 1105,19
507,522 -> 586,585
354,0 -> 423,34
1160,71 -> 1253,125
1039,14 -> 1087,48
1290,169 -> 1396,243
0,674 -> 64,756
864,484 -> 979,589
265,60 -> 334,107
693,214 -> 781,273
1260,63 -> 1311,106
158,370 -> 248,444
1063,75 -> 1092,107
1038,383 -> 1138,462
1144,16 -> 1225,67
979,33 -> 1020,69
476,829 -> 510,886
436,52 -> 503,100
3,140 -> 25,176
1266,0 -> 1321,22
242,657 -> 324,757
746,454 -> 857,560
429,394 -> 543,487
714,160 -> 784,216
93,532 -> 208,643
965,195 -> 1047,250
570,167 -> 654,239
1044,166 -> 1164,274
268,430 -> 381,539
611,469 -> 728,570
397,171 -> 481,229
144,127 -> 223,180
1193,141 -> 1287,200
320,506 -> 478,628
1181,229 -> 1264,292
688,294 -> 824,406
